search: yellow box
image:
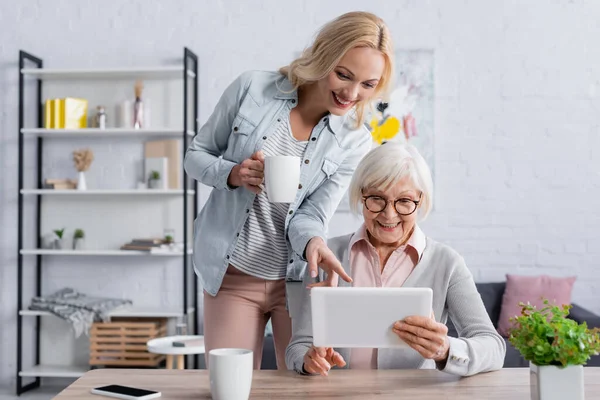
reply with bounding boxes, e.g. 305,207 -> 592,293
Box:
62,98 -> 88,129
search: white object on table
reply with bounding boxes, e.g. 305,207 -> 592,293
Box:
209,348 -> 253,400
146,335 -> 205,370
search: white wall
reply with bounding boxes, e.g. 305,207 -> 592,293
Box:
2,0 -> 600,389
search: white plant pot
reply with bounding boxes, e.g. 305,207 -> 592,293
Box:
529,362 -> 584,400
148,179 -> 162,189
73,238 -> 85,250
77,171 -> 87,190
54,238 -> 64,249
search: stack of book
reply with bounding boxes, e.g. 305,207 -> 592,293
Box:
120,238 -> 166,251
44,178 -> 77,189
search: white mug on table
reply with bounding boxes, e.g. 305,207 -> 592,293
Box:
209,348 -> 253,400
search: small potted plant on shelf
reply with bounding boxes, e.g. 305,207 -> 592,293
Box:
73,229 -> 85,250
53,228 -> 65,249
148,170 -> 161,189
508,299 -> 600,400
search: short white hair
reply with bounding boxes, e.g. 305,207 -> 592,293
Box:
348,142 -> 433,220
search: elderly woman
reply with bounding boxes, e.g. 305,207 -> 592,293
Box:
285,142 -> 506,376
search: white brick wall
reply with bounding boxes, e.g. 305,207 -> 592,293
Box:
1,0 -> 600,389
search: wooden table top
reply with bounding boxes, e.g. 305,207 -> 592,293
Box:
53,367 -> 600,399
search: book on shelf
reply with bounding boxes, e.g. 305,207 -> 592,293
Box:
131,238 -> 165,244
121,238 -> 166,251
43,178 -> 77,189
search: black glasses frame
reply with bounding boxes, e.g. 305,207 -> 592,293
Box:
362,192 -> 422,216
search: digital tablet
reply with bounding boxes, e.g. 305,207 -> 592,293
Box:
311,287 -> 433,348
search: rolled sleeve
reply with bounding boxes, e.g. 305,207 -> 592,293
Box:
437,337 -> 471,375
184,72 -> 251,191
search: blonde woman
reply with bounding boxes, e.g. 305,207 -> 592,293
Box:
184,11 -> 396,369
286,142 -> 506,376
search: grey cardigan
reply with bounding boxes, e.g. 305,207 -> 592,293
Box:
285,232 -> 506,376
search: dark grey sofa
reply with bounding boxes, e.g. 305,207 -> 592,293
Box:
260,281 -> 600,369
446,282 -> 600,368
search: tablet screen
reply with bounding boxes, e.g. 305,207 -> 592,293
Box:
311,287 -> 432,348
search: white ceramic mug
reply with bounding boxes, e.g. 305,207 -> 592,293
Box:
209,348 -> 253,400
264,155 -> 301,203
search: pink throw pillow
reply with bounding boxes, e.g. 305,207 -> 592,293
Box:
497,274 -> 576,337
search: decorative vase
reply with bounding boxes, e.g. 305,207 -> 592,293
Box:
73,238 -> 85,250
529,363 -> 584,400
77,171 -> 87,190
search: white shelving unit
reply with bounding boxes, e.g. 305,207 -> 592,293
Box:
16,48 -> 200,395
19,365 -> 88,379
20,306 -> 196,318
20,66 -> 196,80
21,189 -> 195,196
20,128 -> 195,138
19,249 -> 193,256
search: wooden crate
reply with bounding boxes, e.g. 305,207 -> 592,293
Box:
89,318 -> 167,367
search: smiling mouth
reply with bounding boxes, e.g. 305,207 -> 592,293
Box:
377,221 -> 400,229
332,92 -> 355,108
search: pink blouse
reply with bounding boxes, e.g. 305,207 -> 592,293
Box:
347,223 -> 426,369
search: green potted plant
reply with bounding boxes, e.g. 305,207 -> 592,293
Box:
148,170 -> 161,189
73,229 -> 85,250
53,228 -> 65,249
508,299 -> 600,400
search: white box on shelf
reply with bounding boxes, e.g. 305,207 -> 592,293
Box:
144,157 -> 168,189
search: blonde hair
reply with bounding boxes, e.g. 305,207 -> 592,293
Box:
279,11 -> 395,127
348,142 -> 433,220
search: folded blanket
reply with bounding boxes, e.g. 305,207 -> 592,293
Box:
29,287 -> 133,337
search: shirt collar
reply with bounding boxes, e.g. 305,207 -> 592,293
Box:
349,223 -> 426,260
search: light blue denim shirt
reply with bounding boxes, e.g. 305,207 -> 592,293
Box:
184,70 -> 372,296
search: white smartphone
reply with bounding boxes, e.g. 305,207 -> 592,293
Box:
91,384 -> 161,400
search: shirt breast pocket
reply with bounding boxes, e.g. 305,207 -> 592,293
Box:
307,157 -> 341,194
227,115 -> 256,162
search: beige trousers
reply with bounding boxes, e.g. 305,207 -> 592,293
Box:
203,265 -> 292,370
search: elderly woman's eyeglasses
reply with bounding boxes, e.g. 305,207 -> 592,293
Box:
362,193 -> 422,216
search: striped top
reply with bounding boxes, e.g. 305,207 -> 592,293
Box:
230,104 -> 308,279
